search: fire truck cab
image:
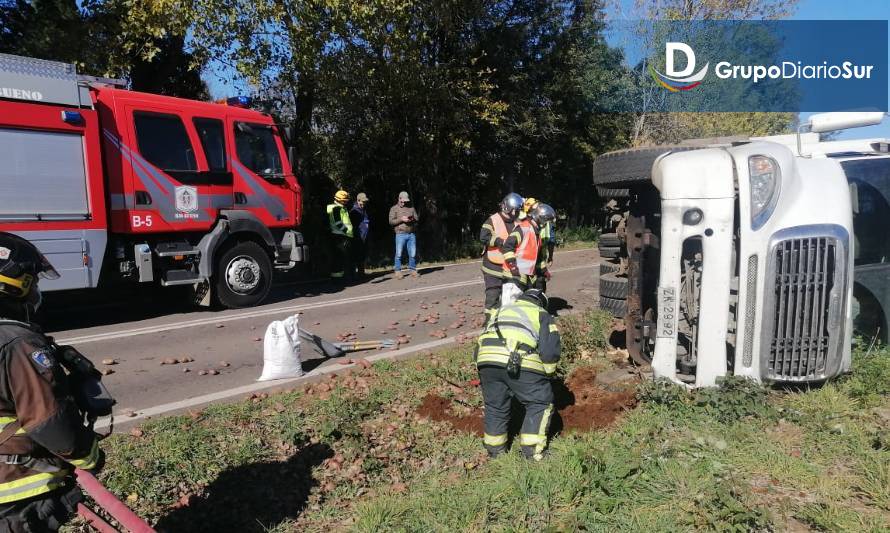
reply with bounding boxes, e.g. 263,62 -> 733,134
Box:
0,53 -> 307,308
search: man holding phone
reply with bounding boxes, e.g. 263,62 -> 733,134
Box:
388,191 -> 420,278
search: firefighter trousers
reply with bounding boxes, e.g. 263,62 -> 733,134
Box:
0,483 -> 82,533
329,236 -> 353,280
478,366 -> 554,460
482,272 -> 503,324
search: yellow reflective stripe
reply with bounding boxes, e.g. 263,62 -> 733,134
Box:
519,433 -> 546,446
0,472 -> 68,504
537,404 -> 553,451
483,433 -> 508,446
548,324 -> 558,333
0,417 -> 26,435
503,251 -> 516,260
481,265 -> 505,277
476,353 -> 510,366
69,439 -> 99,470
542,362 -> 557,374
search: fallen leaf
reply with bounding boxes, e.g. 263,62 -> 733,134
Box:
337,358 -> 354,365
126,493 -> 139,503
161,358 -> 177,365
182,367 -> 190,373
253,337 -> 262,342
356,358 -> 372,369
219,361 -> 231,367
216,324 -> 225,329
198,370 -> 208,376
208,369 -> 220,376
313,321 -> 321,326
101,359 -> 117,365
100,368 -> 115,376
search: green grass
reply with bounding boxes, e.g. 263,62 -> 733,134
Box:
75,311 -> 890,532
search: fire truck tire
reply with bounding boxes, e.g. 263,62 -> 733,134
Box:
599,296 -> 627,318
600,261 -> 619,275
599,272 -> 628,300
592,146 -> 700,186
214,241 -> 273,309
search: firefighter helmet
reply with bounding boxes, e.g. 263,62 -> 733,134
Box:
500,193 -> 524,220
520,288 -> 549,310
523,197 -> 539,213
0,233 -> 58,300
532,203 -> 556,225
334,190 -> 350,203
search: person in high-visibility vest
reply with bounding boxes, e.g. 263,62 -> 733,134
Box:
501,209 -> 541,306
0,233 -> 105,531
520,197 -> 538,221
474,288 -> 559,461
532,203 -> 556,292
479,193 -> 523,324
326,190 -> 354,280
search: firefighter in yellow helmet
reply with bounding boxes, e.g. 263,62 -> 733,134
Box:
520,197 -> 538,220
327,190 -> 355,280
0,233 -> 109,531
474,288 -> 559,460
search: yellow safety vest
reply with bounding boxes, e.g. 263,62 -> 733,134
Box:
326,203 -> 354,238
475,300 -> 556,375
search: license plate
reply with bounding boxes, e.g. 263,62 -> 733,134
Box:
657,286 -> 677,338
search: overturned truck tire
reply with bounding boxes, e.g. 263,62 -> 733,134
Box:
593,145 -> 700,188
599,272 -> 628,300
599,296 -> 627,318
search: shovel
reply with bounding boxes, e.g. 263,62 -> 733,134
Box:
298,328 -> 395,357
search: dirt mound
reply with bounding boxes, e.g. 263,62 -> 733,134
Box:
557,366 -> 637,432
417,366 -> 637,436
417,394 -> 484,436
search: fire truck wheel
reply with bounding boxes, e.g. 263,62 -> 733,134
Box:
214,241 -> 273,308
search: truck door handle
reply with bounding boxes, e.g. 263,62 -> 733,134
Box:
234,193 -> 248,205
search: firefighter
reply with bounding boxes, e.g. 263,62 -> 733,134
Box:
474,288 -> 559,460
480,193 -> 524,324
500,204 -> 541,306
520,197 -> 539,221
532,203 -> 557,292
326,190 -> 355,280
0,233 -> 104,531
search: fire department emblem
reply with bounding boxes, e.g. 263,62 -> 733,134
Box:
175,186 -> 199,213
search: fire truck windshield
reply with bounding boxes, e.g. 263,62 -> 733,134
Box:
235,122 -> 284,177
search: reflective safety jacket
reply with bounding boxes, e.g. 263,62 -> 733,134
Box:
475,298 -> 560,376
502,219 -> 541,283
0,321 -> 100,505
326,203 -> 354,238
479,213 -> 513,278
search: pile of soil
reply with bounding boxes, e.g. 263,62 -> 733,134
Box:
417,394 -> 484,436
417,366 -> 637,435
556,366 -> 637,432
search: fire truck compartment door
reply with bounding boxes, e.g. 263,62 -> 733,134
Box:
0,128 -> 90,220
10,230 -> 107,291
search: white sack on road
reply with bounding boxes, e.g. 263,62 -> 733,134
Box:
501,282 -> 523,307
258,315 -> 303,381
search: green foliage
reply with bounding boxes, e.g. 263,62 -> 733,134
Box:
841,346 -> 890,407
559,308 -> 612,361
638,375 -> 777,424
685,484 -> 771,532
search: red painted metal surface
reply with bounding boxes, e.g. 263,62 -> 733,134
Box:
76,503 -> 119,533
75,469 -> 156,533
0,99 -> 107,234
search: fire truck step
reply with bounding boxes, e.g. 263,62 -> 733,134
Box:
155,242 -> 200,257
160,269 -> 203,286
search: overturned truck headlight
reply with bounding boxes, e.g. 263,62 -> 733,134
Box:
749,155 -> 780,230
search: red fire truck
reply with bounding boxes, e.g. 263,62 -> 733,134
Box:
0,53 -> 307,308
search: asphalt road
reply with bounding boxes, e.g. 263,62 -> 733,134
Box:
40,248 -> 600,430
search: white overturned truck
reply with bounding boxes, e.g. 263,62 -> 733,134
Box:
594,112 -> 886,387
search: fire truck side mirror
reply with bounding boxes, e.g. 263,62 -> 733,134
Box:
287,146 -> 297,178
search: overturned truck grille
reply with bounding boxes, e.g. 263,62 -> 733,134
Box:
762,228 -> 847,381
